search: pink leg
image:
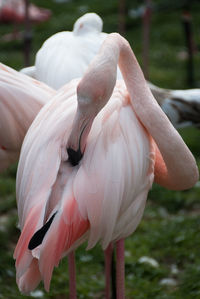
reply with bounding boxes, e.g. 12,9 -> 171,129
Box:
116,239 -> 125,299
104,243 -> 114,299
68,251 -> 77,299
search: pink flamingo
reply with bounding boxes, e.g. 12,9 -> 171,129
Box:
14,33 -> 198,298
0,0 -> 51,24
0,63 -> 55,172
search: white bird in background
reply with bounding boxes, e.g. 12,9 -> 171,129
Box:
21,12 -> 200,129
14,33 -> 198,298
149,82 -> 200,128
21,13 -> 108,89
0,63 -> 55,172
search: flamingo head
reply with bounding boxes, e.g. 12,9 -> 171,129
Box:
73,12 -> 103,36
66,55 -> 117,166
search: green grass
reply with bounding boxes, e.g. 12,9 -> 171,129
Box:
0,0 -> 200,298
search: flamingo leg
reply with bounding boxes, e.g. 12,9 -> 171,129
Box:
116,239 -> 125,299
104,243 -> 114,299
68,251 -> 77,299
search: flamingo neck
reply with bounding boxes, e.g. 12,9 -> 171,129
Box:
89,33 -> 198,190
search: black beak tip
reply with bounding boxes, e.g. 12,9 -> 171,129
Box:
67,147 -> 83,166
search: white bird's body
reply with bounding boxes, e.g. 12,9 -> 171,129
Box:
21,13 -> 109,89
149,82 -> 200,128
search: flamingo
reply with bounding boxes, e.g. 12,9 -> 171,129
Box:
0,0 -> 51,43
14,33 -> 198,298
0,63 -> 55,172
0,0 -> 51,24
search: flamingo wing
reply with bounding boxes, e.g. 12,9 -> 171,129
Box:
0,63 -> 55,172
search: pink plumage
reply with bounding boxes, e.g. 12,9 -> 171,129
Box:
15,79 -> 155,293
0,63 -> 55,172
14,33 -> 198,297
0,0 -> 51,24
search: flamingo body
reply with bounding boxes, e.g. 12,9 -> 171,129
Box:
15,79 -> 155,293
0,63 -> 55,172
14,33 -> 198,296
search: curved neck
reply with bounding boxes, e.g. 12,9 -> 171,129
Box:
72,33 -> 198,190
95,33 -> 198,190
114,33 -> 198,190
93,33 -> 172,150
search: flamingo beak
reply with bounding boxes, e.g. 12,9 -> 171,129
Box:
67,147 -> 83,167
67,109 -> 95,166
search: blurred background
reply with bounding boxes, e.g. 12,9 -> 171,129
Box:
0,0 -> 200,298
